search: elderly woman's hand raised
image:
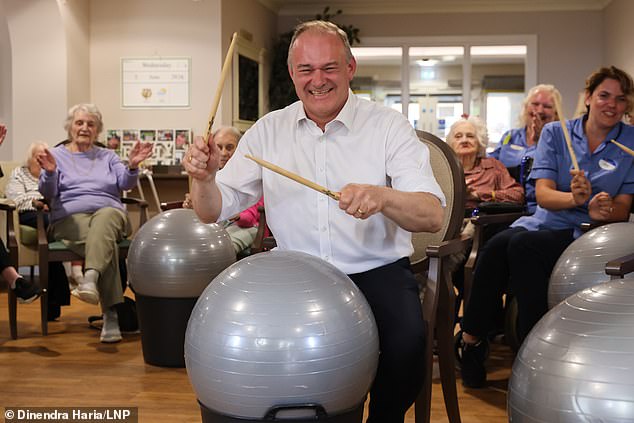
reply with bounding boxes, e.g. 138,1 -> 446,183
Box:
36,148 -> 57,173
128,140 -> 154,170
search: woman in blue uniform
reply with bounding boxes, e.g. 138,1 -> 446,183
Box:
490,85 -> 562,212
460,66 -> 634,388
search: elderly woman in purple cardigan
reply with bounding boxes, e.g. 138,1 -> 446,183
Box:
37,104 -> 152,343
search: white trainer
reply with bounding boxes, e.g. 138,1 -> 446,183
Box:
76,280 -> 99,305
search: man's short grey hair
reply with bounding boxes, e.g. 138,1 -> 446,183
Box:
212,126 -> 242,143
287,20 -> 353,67
64,103 -> 104,137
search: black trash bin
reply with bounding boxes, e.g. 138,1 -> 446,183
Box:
136,293 -> 197,367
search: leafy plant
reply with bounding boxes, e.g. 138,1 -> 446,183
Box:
268,7 -> 360,111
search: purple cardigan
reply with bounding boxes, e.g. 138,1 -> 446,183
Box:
39,144 -> 139,223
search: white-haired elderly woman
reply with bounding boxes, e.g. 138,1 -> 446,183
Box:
6,141 -> 50,228
447,116 -> 524,211
37,103 -> 153,343
6,141 -> 85,321
490,84 -> 562,168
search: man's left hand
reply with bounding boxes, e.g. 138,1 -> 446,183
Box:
339,183 -> 384,219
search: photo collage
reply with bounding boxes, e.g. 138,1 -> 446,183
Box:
104,128 -> 191,166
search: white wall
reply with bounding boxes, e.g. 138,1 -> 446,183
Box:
603,0 -> 634,75
90,0 -> 222,137
279,9 -> 604,117
4,0 -> 68,161
221,0 -> 276,125
59,0 -> 90,107
0,0 -> 12,160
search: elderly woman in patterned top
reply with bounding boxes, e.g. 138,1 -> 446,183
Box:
447,116 -> 524,211
6,141 -> 50,228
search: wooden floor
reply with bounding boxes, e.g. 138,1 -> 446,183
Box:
0,284 -> 513,422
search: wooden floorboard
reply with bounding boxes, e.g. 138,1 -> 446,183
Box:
0,286 -> 512,422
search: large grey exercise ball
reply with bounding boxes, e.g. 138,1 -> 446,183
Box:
509,276 -> 634,422
185,250 -> 379,420
548,222 -> 634,309
128,208 -> 235,298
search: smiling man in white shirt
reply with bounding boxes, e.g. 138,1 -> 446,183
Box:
185,20 -> 445,422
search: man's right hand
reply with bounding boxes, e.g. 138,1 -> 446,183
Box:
183,135 -> 220,181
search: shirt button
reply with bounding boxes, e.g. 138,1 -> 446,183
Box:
321,226 -> 327,232
323,255 -> 330,261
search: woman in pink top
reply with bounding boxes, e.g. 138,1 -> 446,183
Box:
447,116 -> 524,211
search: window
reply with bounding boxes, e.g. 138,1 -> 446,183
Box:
351,35 -> 536,141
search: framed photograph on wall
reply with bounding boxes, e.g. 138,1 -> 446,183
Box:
232,36 -> 265,132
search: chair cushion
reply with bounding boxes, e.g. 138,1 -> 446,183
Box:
19,225 -> 37,246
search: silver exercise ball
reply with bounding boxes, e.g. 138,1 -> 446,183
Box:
509,276 -> 634,422
128,208 -> 236,298
185,250 -> 379,420
548,222 -> 634,309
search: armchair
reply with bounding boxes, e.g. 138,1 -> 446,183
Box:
412,130 -> 468,423
1,161 -> 40,339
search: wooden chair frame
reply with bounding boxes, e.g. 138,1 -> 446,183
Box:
6,197 -> 148,339
411,130 -> 468,423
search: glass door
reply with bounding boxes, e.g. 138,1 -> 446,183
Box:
351,36 -> 534,143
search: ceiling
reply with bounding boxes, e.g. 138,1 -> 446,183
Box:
258,0 -> 612,16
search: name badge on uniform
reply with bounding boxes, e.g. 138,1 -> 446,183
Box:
510,144 -> 525,151
598,158 -> 617,171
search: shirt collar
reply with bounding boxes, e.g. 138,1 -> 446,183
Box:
574,114 -> 624,144
328,89 -> 356,131
294,89 -> 356,132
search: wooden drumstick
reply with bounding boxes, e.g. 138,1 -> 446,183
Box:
245,154 -> 341,201
552,96 -> 579,171
204,32 -> 238,141
611,139 -> 634,157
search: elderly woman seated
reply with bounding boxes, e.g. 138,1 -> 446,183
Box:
445,116 -> 525,337
447,116 -> 524,214
37,103 -> 153,343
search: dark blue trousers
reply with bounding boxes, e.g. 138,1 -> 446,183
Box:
349,257 -> 426,423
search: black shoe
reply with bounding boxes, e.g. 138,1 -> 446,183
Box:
12,277 -> 41,304
460,337 -> 489,388
47,303 -> 61,321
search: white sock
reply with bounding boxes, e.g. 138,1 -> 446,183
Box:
71,265 -> 83,280
62,261 -> 72,277
84,269 -> 100,285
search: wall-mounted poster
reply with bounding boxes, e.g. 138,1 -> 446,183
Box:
121,57 -> 190,108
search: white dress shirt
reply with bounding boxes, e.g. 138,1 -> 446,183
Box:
216,92 -> 445,274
